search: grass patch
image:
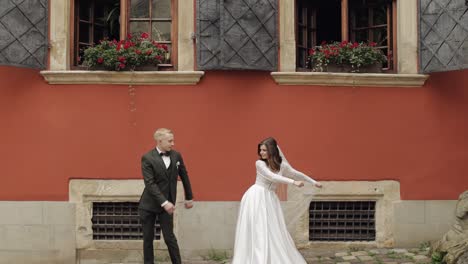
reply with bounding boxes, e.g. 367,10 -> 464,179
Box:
386,250 -> 403,259
431,250 -> 447,264
203,249 -> 230,263
420,241 -> 431,250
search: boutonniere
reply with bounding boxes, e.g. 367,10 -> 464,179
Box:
176,161 -> 180,169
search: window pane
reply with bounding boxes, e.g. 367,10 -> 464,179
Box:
354,30 -> 368,42
94,25 -> 107,44
307,11 -> 316,29
298,7 -> 305,24
152,0 -> 171,18
308,30 -> 315,47
79,0 -> 92,21
130,21 -> 151,35
152,22 -> 171,41
79,22 -> 91,43
131,0 -> 150,18
94,1 -> 107,23
372,27 -> 387,46
298,27 -> 304,46
373,6 -> 387,25
297,48 -> 306,68
355,8 -> 368,28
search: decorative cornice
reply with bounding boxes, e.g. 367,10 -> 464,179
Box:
271,72 -> 429,87
40,71 -> 205,85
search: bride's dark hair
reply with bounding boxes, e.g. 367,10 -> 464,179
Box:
258,137 -> 283,172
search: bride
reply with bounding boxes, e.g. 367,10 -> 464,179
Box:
232,137 -> 322,264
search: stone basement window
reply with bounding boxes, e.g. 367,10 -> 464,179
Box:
92,201 -> 161,240
309,201 -> 376,241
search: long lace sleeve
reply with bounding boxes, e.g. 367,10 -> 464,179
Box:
282,162 -> 317,184
255,160 -> 295,185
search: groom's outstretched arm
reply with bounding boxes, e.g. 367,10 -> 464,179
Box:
177,153 -> 193,201
142,156 -> 167,205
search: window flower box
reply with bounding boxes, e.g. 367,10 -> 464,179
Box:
308,41 -> 387,73
82,32 -> 168,71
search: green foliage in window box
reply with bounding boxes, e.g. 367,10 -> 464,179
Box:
307,41 -> 387,73
83,32 -> 169,71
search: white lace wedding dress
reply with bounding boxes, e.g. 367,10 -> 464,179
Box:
232,158 -> 317,264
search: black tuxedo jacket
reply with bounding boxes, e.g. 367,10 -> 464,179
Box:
138,148 -> 193,213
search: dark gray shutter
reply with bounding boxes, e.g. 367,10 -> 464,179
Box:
197,0 -> 278,71
419,0 -> 468,73
197,0 -> 221,70
0,0 -> 48,69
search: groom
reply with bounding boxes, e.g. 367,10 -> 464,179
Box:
138,128 -> 194,264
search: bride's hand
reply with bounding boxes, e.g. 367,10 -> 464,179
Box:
314,182 -> 322,188
293,180 -> 305,187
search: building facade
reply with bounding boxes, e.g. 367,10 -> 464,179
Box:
0,0 -> 467,263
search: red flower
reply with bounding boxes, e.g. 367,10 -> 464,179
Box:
124,41 -> 132,49
135,49 -> 142,55
127,33 -> 132,39
119,63 -> 125,69
97,57 -> 104,64
308,49 -> 315,56
340,40 -> 349,48
116,40 -> 123,51
118,56 -> 126,63
154,55 -> 163,61
370,42 -> 377,47
146,49 -> 153,55
161,44 -> 168,51
141,32 -> 149,39
352,42 -> 359,48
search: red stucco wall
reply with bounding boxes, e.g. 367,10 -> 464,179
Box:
0,66 -> 467,201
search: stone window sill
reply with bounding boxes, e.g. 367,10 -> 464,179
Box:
271,72 -> 429,87
40,70 -> 205,85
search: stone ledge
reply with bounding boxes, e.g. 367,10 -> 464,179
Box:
271,72 -> 429,87
40,70 -> 205,85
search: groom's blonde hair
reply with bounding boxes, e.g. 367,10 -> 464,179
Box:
153,128 -> 173,141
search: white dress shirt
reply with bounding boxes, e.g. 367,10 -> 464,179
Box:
156,147 -> 171,168
156,147 -> 192,208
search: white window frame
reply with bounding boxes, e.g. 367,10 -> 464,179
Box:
41,0 -> 204,85
273,0 -> 429,87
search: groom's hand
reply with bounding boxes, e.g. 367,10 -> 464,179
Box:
184,200 -> 193,209
163,202 -> 175,215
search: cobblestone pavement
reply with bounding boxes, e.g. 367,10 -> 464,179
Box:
116,246 -> 432,264
299,247 -> 432,264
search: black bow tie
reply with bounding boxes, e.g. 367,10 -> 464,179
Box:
159,151 -> 170,157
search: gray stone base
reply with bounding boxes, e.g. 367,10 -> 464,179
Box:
394,200 -> 457,247
0,192 -> 458,263
0,201 -> 76,264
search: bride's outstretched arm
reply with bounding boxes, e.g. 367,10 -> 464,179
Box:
283,162 -> 317,185
256,160 -> 295,184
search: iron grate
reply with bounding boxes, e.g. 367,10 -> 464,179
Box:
309,201 -> 376,241
92,202 -> 161,240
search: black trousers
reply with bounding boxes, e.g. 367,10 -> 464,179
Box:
139,208 -> 181,264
